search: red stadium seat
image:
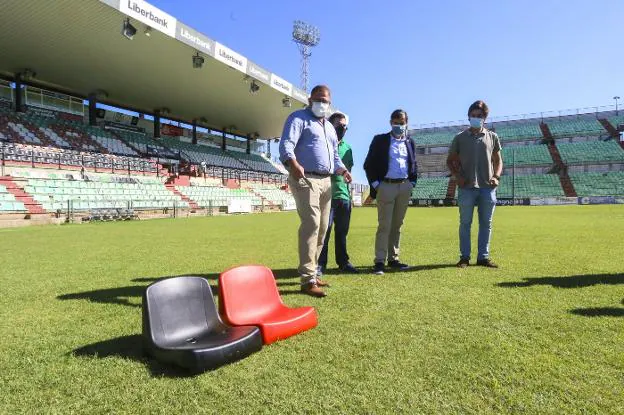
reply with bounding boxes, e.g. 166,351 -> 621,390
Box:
219,265 -> 318,345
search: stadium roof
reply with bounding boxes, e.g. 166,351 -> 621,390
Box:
0,0 -> 309,138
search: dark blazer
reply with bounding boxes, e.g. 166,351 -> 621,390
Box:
363,132 -> 418,199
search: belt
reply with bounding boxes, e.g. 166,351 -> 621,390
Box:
383,178 -> 408,183
306,171 -> 331,178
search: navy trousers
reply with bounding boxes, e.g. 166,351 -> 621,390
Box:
318,198 -> 352,269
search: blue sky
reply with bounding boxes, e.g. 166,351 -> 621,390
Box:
150,0 -> 623,182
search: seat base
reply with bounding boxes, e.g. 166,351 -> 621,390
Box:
145,325 -> 262,372
259,306 -> 318,345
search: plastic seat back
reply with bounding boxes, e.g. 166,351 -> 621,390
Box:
143,277 -> 219,348
219,265 -> 283,324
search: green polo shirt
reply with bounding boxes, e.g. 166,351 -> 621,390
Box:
331,140 -> 353,201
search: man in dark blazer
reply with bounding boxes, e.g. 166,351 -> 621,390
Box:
363,109 -> 418,275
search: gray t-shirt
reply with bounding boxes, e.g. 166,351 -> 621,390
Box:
449,128 -> 501,188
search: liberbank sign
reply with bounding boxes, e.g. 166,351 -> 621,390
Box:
100,0 -> 306,103
120,0 -> 177,38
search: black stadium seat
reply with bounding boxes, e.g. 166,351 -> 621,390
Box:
142,276 -> 263,373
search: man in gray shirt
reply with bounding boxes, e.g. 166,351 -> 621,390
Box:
447,100 -> 503,268
279,85 -> 352,297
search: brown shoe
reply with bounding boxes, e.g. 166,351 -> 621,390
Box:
316,277 -> 330,287
456,258 -> 469,268
476,258 -> 499,268
301,283 -> 327,298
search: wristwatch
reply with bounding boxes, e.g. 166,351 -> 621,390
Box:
493,174 -> 500,180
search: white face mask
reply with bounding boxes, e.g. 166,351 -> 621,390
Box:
469,117 -> 484,128
311,101 -> 329,118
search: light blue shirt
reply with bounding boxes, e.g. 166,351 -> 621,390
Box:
279,108 -> 345,174
385,135 -> 409,179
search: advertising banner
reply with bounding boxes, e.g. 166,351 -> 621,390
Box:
352,194 -> 362,207
496,198 -> 531,206
228,199 -> 252,214
247,62 -> 271,84
214,43 -> 248,73
270,74 -> 293,96
615,197 -> 624,204
281,199 -> 297,211
291,88 -> 308,103
120,0 -> 177,38
578,196 -> 616,205
25,105 -> 58,119
103,120 -> 145,134
161,124 -> 183,137
25,105 -> 83,122
543,197 -> 578,205
176,23 -> 214,57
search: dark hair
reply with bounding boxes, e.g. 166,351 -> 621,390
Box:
390,109 -> 408,121
310,84 -> 331,96
328,112 -> 346,124
467,100 -> 489,118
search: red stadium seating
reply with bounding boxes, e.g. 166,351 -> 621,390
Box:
219,265 -> 318,345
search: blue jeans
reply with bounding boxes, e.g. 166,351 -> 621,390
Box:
319,199 -> 352,269
458,187 -> 497,260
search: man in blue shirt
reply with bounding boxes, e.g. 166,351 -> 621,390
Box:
279,85 -> 352,297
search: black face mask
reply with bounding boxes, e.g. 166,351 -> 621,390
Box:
334,125 -> 347,140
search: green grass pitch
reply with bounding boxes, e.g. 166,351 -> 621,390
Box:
0,205 -> 622,414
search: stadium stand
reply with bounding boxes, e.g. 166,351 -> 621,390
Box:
1,142 -> 156,172
607,115 -> 624,129
233,151 -> 281,174
175,184 -> 261,208
0,182 -> 27,212
109,128 -> 181,159
160,137 -> 249,170
545,117 -> 605,138
556,140 -> 624,164
246,183 -> 295,206
411,177 -> 450,199
415,153 -> 447,174
11,169 -> 188,211
411,128 -> 460,146
1,109 -> 281,176
505,144 -> 553,166
492,120 -> 542,141
569,171 -> 624,196
496,174 -> 565,198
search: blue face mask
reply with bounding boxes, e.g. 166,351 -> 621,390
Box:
391,124 -> 407,137
469,117 -> 484,128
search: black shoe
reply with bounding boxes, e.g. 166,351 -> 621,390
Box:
456,258 -> 470,268
387,260 -> 410,271
476,258 -> 499,268
339,263 -> 360,274
373,262 -> 385,275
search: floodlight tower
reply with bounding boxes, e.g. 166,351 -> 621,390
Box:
292,20 -> 320,92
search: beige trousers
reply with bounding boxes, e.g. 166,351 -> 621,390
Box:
374,181 -> 413,263
289,175 -> 332,284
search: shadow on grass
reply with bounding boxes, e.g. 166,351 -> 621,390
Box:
321,263 -> 457,275
570,307 -> 624,317
497,273 -> 624,288
497,273 -> 624,318
71,334 -> 198,378
58,271 -> 305,308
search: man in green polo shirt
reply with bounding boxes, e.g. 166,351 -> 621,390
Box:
318,112 -> 359,274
